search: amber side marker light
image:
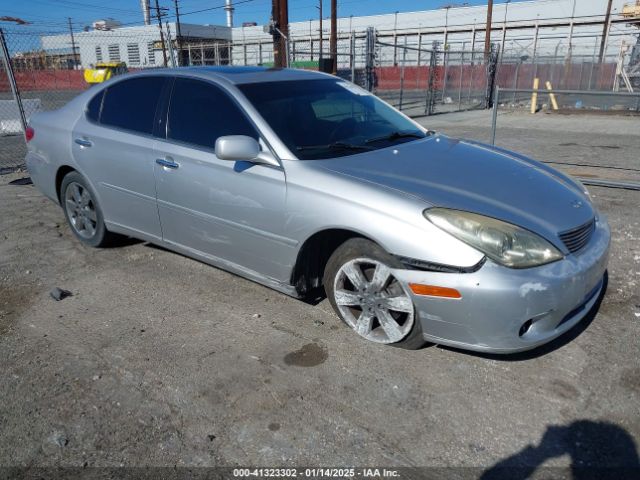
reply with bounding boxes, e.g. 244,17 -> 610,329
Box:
409,283 -> 462,299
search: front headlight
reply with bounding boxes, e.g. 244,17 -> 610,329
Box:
424,208 -> 563,268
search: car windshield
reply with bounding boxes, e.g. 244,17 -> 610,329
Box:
238,79 -> 427,160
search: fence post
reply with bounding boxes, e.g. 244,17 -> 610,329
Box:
442,45 -> 449,100
512,61 -> 521,104
350,31 -> 356,83
0,28 -> 27,138
399,36 -> 407,111
393,32 -> 398,66
285,36 -> 290,68
425,41 -> 439,116
458,50 -> 464,110
491,86 -> 499,145
364,27 -> 375,92
484,44 -> 498,109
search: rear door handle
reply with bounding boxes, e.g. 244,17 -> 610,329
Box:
156,158 -> 179,169
74,138 -> 93,148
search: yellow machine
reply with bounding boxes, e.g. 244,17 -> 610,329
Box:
84,62 -> 128,84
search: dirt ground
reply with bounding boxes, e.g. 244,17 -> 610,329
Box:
1,113 -> 639,476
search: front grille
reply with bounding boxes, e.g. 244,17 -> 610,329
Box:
559,219 -> 596,253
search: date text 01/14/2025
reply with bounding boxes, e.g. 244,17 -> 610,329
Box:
232,468 -> 400,478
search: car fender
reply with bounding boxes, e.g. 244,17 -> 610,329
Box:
282,159 -> 485,269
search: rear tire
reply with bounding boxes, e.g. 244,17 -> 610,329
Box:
324,238 -> 426,350
60,171 -> 116,248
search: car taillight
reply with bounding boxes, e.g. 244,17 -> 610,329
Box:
25,126 -> 34,143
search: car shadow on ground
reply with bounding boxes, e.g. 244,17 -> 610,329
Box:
142,242 -> 331,304
108,236 -> 145,248
437,272 -> 609,361
480,419 -> 640,479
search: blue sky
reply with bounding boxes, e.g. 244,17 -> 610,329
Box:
2,0 -> 515,33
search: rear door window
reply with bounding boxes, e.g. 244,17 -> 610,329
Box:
100,76 -> 166,135
167,77 -> 257,150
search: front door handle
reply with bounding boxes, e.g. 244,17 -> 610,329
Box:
74,138 -> 93,148
156,158 -> 179,169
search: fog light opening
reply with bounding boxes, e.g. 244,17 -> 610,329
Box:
519,319 -> 533,337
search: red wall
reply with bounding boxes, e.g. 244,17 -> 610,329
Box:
1,63 -> 617,93
0,70 -> 88,92
494,62 -> 616,91
374,62 -> 616,92
375,64 -> 489,91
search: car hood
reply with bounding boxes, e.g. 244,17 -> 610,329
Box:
311,134 -> 594,247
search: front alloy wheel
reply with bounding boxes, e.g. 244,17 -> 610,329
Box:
324,238 -> 425,349
334,258 -> 414,344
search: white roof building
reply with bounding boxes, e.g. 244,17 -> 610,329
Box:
42,23 -> 231,68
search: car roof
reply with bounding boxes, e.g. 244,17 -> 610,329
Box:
165,66 -> 334,85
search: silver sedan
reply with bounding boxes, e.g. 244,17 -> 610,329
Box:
25,67 -> 610,353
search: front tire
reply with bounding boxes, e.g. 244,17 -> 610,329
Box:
60,171 -> 116,248
324,238 -> 426,350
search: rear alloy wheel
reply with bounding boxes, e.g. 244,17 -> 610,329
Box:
64,181 -> 97,240
324,238 -> 426,349
60,171 -> 116,247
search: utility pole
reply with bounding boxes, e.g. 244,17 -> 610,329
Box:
318,0 -> 323,60
67,17 -> 79,69
174,0 -> 183,66
271,0 -> 279,66
567,0 -> 577,58
330,0 -> 337,73
500,0 -> 510,61
154,0 -> 168,67
483,0 -> 494,62
444,6 -> 450,48
598,0 -> 614,63
270,0 -> 289,68
279,0 -> 289,66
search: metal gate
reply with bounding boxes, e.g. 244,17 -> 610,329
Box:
371,32 -> 499,117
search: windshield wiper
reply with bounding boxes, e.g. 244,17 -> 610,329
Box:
365,131 -> 427,144
296,142 -> 373,152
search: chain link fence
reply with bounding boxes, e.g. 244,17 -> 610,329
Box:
1,24 -> 638,172
373,38 -> 496,117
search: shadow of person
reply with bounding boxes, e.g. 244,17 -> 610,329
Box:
481,420 -> 640,480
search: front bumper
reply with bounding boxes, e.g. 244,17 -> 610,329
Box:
393,217 -> 611,354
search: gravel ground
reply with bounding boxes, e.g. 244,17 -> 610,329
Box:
0,113 -> 639,476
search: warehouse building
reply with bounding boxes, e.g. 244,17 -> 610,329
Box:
37,0 -> 639,69
41,22 -> 231,69
231,0 -> 639,65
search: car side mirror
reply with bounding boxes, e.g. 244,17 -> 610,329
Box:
215,135 -> 279,167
